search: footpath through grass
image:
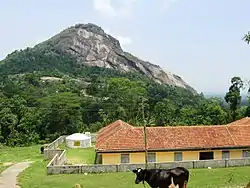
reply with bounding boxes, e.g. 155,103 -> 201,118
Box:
18,160 -> 250,188
0,165 -> 8,173
0,145 -> 42,173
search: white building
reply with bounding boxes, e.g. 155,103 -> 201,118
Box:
65,133 -> 92,148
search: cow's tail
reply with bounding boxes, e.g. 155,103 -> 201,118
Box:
185,169 -> 189,182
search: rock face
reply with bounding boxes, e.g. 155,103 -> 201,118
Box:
37,23 -> 196,93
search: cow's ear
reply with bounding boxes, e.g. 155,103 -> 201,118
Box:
132,169 -> 137,173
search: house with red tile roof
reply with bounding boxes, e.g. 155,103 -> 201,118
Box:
95,118 -> 250,165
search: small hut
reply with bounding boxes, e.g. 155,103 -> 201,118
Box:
66,133 -> 91,148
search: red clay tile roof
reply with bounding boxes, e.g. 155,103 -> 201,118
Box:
96,119 -> 250,152
227,125 -> 250,146
227,117 -> 250,126
96,120 -> 134,147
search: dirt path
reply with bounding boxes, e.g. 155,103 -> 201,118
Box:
0,162 -> 31,188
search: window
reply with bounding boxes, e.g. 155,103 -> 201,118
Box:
174,152 -> 182,161
243,150 -> 250,158
222,151 -> 230,159
199,152 -> 214,160
96,154 -> 102,164
147,153 -> 156,163
121,153 -> 130,163
74,140 -> 80,146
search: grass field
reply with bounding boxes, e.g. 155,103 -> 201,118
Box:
0,145 -> 42,172
59,143 -> 96,164
2,144 -> 250,187
18,161 -> 250,188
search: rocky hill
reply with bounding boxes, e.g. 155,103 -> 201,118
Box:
0,23 -> 196,93
1,23 -> 235,147
36,23 -> 196,93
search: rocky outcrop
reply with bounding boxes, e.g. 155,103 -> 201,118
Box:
36,23 -> 196,93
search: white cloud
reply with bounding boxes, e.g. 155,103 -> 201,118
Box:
93,0 -> 116,17
92,0 -> 138,19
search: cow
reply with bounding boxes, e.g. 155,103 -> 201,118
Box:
132,166 -> 189,188
40,146 -> 44,154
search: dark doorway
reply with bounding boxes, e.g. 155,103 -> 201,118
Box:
199,151 -> 214,160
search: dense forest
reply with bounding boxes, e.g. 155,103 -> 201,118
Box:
0,45 -> 249,147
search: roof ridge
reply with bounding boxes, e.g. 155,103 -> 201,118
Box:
97,120 -> 134,144
226,117 -> 250,125
121,121 -> 134,128
133,125 -> 227,129
225,126 -> 237,145
97,123 -> 134,149
228,124 -> 250,127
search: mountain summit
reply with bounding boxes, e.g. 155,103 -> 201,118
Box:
35,23 -> 196,93
0,23 -> 196,93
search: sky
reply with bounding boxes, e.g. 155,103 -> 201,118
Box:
1,0 -> 250,94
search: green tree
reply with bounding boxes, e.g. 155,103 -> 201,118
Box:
100,77 -> 147,123
38,92 -> 83,140
0,96 -> 41,146
153,99 -> 177,125
243,31 -> 250,44
225,77 -> 244,121
199,98 -> 228,125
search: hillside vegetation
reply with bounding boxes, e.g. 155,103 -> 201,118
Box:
0,38 -> 249,147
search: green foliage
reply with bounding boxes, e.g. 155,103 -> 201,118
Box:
243,31 -> 250,44
0,96 -> 41,146
225,76 -> 244,121
0,46 -> 248,146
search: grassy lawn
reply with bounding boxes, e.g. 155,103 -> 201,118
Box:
0,165 -> 9,173
0,145 -> 42,173
59,143 -> 96,164
3,144 -> 248,187
18,160 -> 250,188
0,145 -> 42,162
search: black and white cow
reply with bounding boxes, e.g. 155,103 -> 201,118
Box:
132,166 -> 189,188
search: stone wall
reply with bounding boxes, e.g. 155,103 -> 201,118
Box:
91,133 -> 97,143
43,136 -> 66,160
47,149 -> 67,169
47,154 -> 59,166
57,150 -> 67,165
44,135 -> 66,150
46,158 -> 250,175
44,149 -> 64,160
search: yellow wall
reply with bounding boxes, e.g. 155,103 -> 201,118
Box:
157,152 -> 174,162
101,149 -> 244,165
183,151 -> 198,161
130,153 -> 145,163
230,150 -> 242,159
102,153 -> 120,164
214,150 -> 222,160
